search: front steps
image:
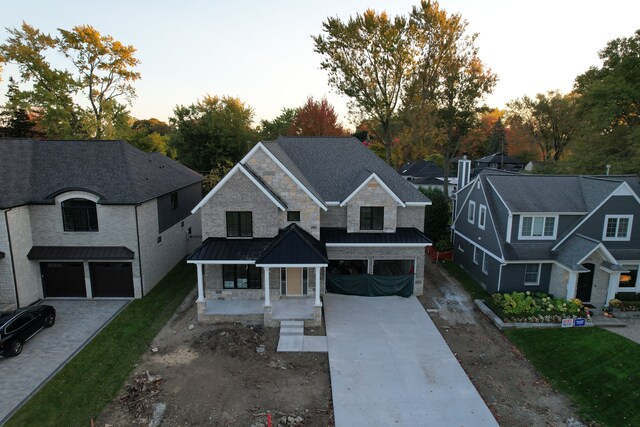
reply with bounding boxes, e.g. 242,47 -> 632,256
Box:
276,320 -> 328,352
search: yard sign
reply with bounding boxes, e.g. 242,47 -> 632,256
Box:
561,318 -> 574,328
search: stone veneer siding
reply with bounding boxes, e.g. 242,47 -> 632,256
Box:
548,264 -> 569,300
0,210 -> 17,307
346,179 -> 398,233
5,206 -> 40,305
396,206 -> 425,231
582,252 -> 610,306
245,149 -> 321,239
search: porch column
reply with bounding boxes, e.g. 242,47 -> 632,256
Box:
196,263 -> 204,302
314,267 -> 321,306
606,272 -> 621,306
566,270 -> 578,300
264,267 -> 271,307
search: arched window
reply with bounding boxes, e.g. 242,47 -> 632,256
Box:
61,199 -> 99,231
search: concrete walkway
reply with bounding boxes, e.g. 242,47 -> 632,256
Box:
0,299 -> 128,424
600,317 -> 640,344
324,294 -> 497,427
277,320 -> 328,352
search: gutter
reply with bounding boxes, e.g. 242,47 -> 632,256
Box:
4,209 -> 20,308
134,204 -> 145,297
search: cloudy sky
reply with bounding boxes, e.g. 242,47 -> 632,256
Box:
1,0 -> 638,128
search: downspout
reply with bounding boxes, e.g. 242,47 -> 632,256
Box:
4,209 -> 20,308
135,204 -> 144,297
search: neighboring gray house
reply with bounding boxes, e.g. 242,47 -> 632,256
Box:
474,152 -> 525,173
189,136 -> 432,326
398,159 -> 455,197
452,159 -> 640,307
0,139 -> 202,309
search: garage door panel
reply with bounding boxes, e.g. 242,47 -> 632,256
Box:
90,262 -> 134,298
41,262 -> 87,298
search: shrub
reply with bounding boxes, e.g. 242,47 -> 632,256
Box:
490,291 -> 585,322
434,239 -> 453,252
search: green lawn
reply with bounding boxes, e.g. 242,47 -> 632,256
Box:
438,260 -> 490,300
6,261 -> 196,427
506,328 -> 640,426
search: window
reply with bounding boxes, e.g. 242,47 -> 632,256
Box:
170,191 -> 179,211
519,216 -> 556,239
619,266 -> 638,288
62,199 -> 98,232
478,205 -> 487,230
468,201 -> 476,224
524,263 -> 540,285
603,215 -> 632,241
6,312 -> 35,333
280,268 -> 287,294
482,252 -> 489,274
223,264 -> 261,289
360,207 -> 384,230
473,246 -> 480,265
226,211 -> 253,237
373,259 -> 414,276
303,268 -> 308,295
287,211 -> 301,222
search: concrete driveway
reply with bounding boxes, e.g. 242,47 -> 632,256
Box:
0,299 -> 128,424
324,294 -> 497,427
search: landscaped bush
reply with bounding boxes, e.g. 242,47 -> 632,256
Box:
609,297 -> 640,312
488,291 -> 586,323
434,238 -> 453,252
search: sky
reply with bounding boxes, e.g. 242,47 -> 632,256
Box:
1,0 -> 639,129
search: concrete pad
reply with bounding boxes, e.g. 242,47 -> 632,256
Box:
324,294 -> 497,427
302,336 -> 328,352
277,335 -> 304,352
0,299 -> 128,424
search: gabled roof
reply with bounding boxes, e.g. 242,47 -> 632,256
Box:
256,224 -> 328,266
399,160 -> 448,178
0,139 -> 202,208
552,234 -> 607,271
340,172 -> 405,207
475,152 -> 524,165
261,137 -> 430,205
187,238 -> 273,263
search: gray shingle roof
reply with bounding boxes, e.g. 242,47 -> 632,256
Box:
263,137 -> 430,204
0,139 -> 202,208
475,152 -> 524,165
552,234 -> 601,271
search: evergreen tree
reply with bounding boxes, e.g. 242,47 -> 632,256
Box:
485,117 -> 506,155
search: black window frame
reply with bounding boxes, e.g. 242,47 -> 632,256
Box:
222,264 -> 261,289
287,211 -> 301,222
360,206 -> 384,231
170,191 -> 179,211
226,211 -> 253,237
62,198 -> 99,232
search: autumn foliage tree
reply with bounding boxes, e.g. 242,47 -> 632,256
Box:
288,97 -> 346,136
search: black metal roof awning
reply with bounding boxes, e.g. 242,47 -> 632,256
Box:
27,246 -> 135,260
320,227 -> 432,246
188,238 -> 273,262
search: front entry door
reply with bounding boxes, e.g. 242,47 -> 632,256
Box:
576,263 -> 595,302
286,268 -> 303,296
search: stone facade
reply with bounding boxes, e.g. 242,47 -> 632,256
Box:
582,252 -> 611,306
346,179 -> 398,232
0,210 -> 17,308
548,264 -> 569,299
397,206 -> 425,230
245,149 -> 321,239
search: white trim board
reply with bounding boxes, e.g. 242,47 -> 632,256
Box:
339,173 -> 405,207
191,163 -> 287,213
256,263 -> 328,268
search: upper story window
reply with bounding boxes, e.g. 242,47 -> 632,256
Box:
603,215 -> 632,241
170,191 -> 179,211
468,201 -> 476,224
62,199 -> 98,232
360,207 -> 384,230
226,211 -> 252,237
287,211 -> 300,222
478,205 -> 487,230
519,215 -> 556,239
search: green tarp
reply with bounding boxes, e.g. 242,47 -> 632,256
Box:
326,274 -> 414,297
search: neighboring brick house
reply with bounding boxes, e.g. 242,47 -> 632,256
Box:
189,136 -> 432,326
452,158 -> 640,307
0,139 -> 202,309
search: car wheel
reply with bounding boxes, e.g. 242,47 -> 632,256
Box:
44,313 -> 55,328
5,339 -> 23,357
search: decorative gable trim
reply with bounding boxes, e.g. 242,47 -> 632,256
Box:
191,163 -> 287,214
339,173 -> 405,207
241,142 -> 327,211
577,242 -> 617,265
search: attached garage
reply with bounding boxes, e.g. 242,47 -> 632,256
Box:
326,259 -> 415,297
41,262 -> 87,297
90,263 -> 135,297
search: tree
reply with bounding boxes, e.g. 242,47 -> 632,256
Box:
459,109 -> 502,158
506,91 -> 577,162
0,22 -> 140,139
485,117 -> 506,155
132,118 -> 171,136
313,9 -> 415,163
257,108 -> 297,141
0,77 -> 42,137
288,97 -> 346,136
169,95 -> 254,173
420,187 -> 449,241
571,29 -> 640,174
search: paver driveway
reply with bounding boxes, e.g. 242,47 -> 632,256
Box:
324,294 -> 497,427
0,299 -> 128,424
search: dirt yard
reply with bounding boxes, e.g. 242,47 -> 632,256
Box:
420,259 -> 587,427
98,292 -> 332,427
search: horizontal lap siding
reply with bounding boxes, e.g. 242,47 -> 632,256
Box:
499,263 -> 552,293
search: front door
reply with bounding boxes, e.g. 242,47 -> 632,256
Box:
286,268 -> 303,296
576,263 -> 595,302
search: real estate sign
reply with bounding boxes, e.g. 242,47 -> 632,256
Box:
574,318 -> 586,327
561,318 -> 574,328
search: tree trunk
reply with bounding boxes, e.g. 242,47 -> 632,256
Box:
383,121 -> 392,165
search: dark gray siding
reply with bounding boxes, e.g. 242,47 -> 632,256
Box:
454,181 -> 503,258
499,263 -> 552,293
157,183 -> 202,233
575,195 -> 640,252
454,180 -> 474,217
511,214 -> 583,243
453,234 -> 501,293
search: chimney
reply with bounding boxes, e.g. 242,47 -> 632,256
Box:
457,153 -> 471,190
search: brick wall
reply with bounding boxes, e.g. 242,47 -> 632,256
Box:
346,179 -> 398,232
0,210 -> 17,307
397,206 -> 425,231
6,206 -> 40,306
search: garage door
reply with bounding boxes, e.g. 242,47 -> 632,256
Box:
326,259 -> 414,297
41,262 -> 87,297
90,262 -> 134,297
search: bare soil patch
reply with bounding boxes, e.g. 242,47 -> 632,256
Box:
98,293 -> 332,427
420,260 -> 587,427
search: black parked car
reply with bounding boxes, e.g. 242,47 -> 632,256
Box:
0,305 -> 56,357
